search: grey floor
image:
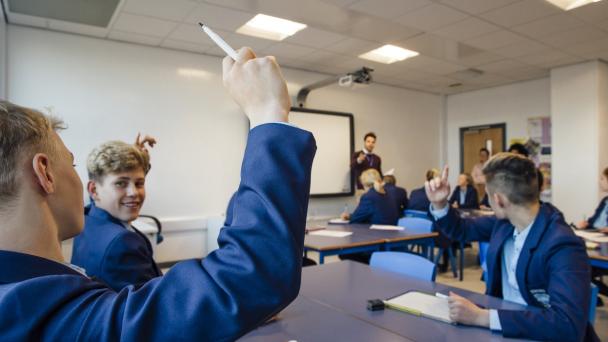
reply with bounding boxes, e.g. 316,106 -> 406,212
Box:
308,247 -> 608,341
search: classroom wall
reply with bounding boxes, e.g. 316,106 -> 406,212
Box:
7,25 -> 442,256
445,78 -> 551,185
551,60 -> 608,222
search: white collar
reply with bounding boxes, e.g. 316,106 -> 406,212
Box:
363,148 -> 372,155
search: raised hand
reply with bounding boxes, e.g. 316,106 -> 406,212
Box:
222,47 -> 290,128
357,152 -> 365,163
134,133 -> 157,155
425,165 -> 450,209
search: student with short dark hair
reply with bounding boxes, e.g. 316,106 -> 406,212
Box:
507,143 -> 529,157
425,153 -> 598,341
0,47 -> 317,340
448,173 -> 479,209
350,132 -> 382,190
407,168 -> 438,212
383,174 -> 408,217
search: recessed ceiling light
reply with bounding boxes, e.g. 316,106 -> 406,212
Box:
236,14 -> 307,41
177,68 -> 212,79
543,0 -> 602,10
358,45 -> 419,64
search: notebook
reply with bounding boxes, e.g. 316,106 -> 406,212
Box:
384,291 -> 454,324
328,218 -> 349,224
370,224 -> 404,231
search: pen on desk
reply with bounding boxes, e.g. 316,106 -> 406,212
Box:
198,22 -> 239,61
435,292 -> 448,299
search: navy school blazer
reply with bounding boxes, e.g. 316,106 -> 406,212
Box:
448,185 -> 479,209
407,186 -> 430,212
71,203 -> 162,291
0,123 -> 316,341
350,188 -> 399,225
384,183 -> 408,217
433,203 -> 598,341
587,196 -> 608,228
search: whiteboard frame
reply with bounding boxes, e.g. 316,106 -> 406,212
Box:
290,107 -> 355,198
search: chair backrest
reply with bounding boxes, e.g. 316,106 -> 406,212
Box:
397,217 -> 433,234
403,209 -> 428,219
370,251 -> 436,281
478,242 -> 490,282
590,283 -> 599,324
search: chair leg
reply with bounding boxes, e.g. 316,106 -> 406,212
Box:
448,248 -> 458,278
459,242 -> 464,281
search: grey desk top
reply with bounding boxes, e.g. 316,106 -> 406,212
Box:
240,296 -> 413,342
299,261 -> 529,342
305,223 -> 437,251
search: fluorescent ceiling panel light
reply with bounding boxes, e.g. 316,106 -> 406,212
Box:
543,0 -> 602,10
236,14 -> 307,41
177,68 -> 212,79
358,45 -> 419,64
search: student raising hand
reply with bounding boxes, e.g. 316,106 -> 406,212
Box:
425,166 -> 451,209
134,133 -> 157,155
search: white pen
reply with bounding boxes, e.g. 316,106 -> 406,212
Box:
435,292 -> 448,299
199,22 -> 239,61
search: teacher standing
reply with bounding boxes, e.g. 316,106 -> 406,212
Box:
351,132 -> 382,192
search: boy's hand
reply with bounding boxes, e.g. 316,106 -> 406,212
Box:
448,292 -> 489,328
576,220 -> 589,229
425,166 -> 450,210
134,133 -> 157,155
222,47 -> 290,128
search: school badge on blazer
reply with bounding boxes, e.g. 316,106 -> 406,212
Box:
530,289 -> 551,308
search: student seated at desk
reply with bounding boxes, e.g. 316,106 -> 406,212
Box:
383,175 -> 408,217
426,154 -> 598,341
341,169 -> 398,225
449,173 -> 479,209
407,168 -> 439,212
576,167 -> 608,233
71,136 -> 161,291
0,47 -> 317,341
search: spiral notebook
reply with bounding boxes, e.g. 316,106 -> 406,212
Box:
384,291 -> 454,324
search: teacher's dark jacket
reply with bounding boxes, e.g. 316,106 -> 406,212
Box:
71,203 -> 162,291
350,151 -> 382,190
432,203 -> 598,341
0,123 -> 316,341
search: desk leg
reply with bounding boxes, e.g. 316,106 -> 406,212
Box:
319,252 -> 325,265
459,242 -> 464,281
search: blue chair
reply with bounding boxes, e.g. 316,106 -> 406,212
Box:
478,242 -> 490,282
396,217 -> 434,260
403,209 -> 428,219
370,251 -> 437,281
590,283 -> 599,324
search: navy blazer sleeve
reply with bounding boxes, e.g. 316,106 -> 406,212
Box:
350,195 -> 373,223
45,124 -> 316,341
448,188 -> 459,206
433,207 -> 497,243
100,232 -> 160,291
497,235 -> 592,341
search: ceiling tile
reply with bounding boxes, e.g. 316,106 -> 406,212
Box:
491,39 -> 550,58
463,29 -> 528,50
515,49 -> 579,67
346,17 -> 422,42
393,3 -> 468,31
480,0 -> 560,28
184,3 -> 254,31
453,50 -> 504,67
48,20 -> 108,37
161,39 -> 211,53
108,30 -> 164,46
395,67 -> 442,81
569,1 -> 608,23
438,0 -> 520,15
285,27 -> 347,49
263,43 -> 317,60
228,30 -> 277,51
511,13 -> 585,39
320,0 -> 359,7
123,0 -> 198,22
540,26 -> 607,48
478,59 -> 530,73
324,37 -> 378,55
399,55 -> 467,75
432,17 -> 501,41
414,75 -> 460,87
297,50 -> 353,67
112,13 -> 178,37
562,38 -> 608,57
7,12 -> 48,28
168,24 -> 210,44
348,0 -> 432,19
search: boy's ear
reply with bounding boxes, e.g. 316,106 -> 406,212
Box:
493,192 -> 507,209
32,153 -> 55,194
87,181 -> 99,201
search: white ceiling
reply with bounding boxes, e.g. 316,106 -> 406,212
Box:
4,0 -> 608,94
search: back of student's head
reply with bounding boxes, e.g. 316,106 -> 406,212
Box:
87,141 -> 149,183
0,100 -> 65,208
507,143 -> 529,157
383,175 -> 396,185
425,168 -> 439,182
360,169 -> 384,194
483,153 -> 539,205
604,167 -> 608,179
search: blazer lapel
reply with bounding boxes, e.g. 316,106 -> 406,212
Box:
486,223 -> 514,296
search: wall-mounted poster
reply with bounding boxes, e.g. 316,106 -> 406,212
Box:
528,117 -> 552,203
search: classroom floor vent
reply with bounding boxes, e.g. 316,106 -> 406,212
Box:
7,0 -> 120,27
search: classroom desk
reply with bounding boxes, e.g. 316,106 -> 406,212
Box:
304,223 -> 437,264
589,249 -> 608,270
241,261 -> 528,342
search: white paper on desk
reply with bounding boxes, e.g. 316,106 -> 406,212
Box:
309,230 -> 353,238
574,230 -> 608,242
386,291 -> 453,324
328,218 -> 349,224
370,224 -> 404,231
